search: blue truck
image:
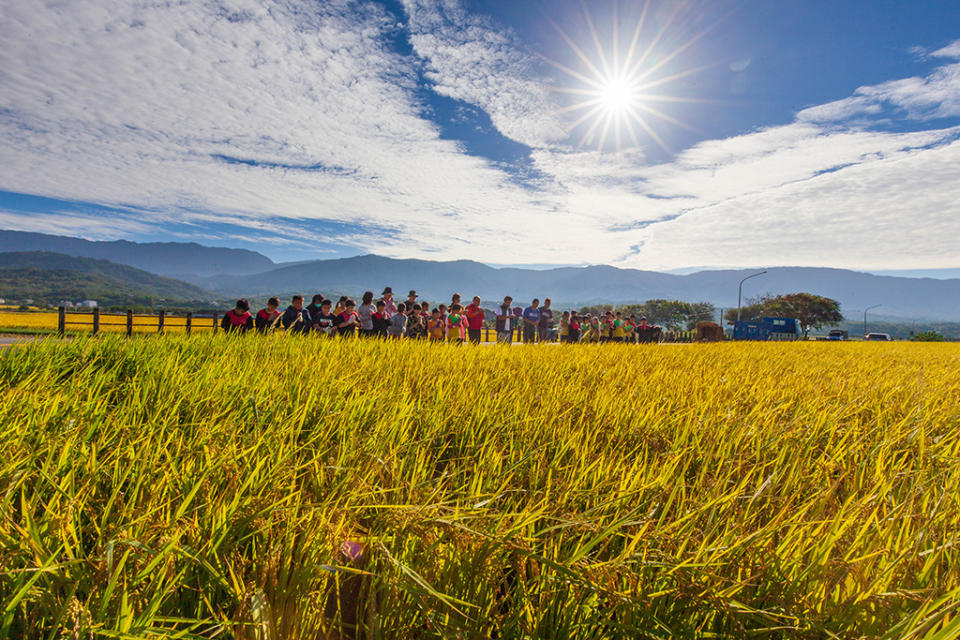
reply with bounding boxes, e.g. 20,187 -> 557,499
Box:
733,317 -> 800,341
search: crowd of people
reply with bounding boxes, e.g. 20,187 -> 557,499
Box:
219,287 -> 662,344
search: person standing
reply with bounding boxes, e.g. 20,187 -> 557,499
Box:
522,299 -> 541,344
405,290 -> 419,311
313,299 -> 339,336
306,294 -> 325,322
281,295 -> 311,334
371,300 -> 390,337
406,304 -> 425,339
538,298 -> 554,342
221,299 -> 253,333
388,303 -> 408,338
255,297 -> 281,333
358,291 -> 376,337
380,287 -> 398,315
465,296 -> 485,344
337,299 -> 360,337
495,296 -> 514,344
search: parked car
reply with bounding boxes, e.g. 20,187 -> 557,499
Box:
827,329 -> 848,341
864,332 -> 892,341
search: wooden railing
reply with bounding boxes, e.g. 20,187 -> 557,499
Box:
57,307 -> 220,337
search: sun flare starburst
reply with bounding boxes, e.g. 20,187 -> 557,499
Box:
544,1 -> 711,154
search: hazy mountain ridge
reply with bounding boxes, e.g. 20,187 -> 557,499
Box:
0,230 -> 275,278
0,252 -> 214,305
1,231 -> 958,321
200,255 -> 960,321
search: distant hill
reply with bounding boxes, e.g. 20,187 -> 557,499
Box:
199,254 -> 960,321
0,230 -> 275,278
0,252 -> 215,306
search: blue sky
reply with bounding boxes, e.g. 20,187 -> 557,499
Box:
1,0 -> 959,272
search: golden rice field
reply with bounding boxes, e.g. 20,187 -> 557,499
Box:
2,336 -> 959,639
0,310 -> 216,334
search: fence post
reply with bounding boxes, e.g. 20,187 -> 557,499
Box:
185,312 -> 192,334
212,313 -> 218,333
58,306 -> 65,338
126,310 -> 133,337
92,308 -> 100,336
158,310 -> 165,334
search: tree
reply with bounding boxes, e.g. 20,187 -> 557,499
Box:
911,330 -> 945,342
724,293 -> 842,338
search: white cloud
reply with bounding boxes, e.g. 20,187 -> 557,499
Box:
400,0 -> 567,147
0,1 -> 958,271
799,39 -> 960,123
931,39 -> 960,59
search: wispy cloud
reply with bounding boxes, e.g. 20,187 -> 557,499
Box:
0,2 -> 958,271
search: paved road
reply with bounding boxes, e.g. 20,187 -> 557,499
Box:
0,334 -> 42,347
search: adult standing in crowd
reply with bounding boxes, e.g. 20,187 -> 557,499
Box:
522,298 -> 541,343
221,299 -> 253,333
281,295 -> 311,333
496,296 -> 514,344
381,287 -> 398,315
405,290 -> 418,311
255,297 -> 281,333
538,298 -> 554,342
358,291 -> 376,337
465,296 -> 484,344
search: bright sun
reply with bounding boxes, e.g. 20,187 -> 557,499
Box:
599,76 -> 638,113
544,3 -> 706,153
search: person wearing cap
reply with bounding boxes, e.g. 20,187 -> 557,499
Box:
380,287 -> 397,315
405,290 -> 418,311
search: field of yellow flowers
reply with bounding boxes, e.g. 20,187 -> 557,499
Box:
0,309 -> 215,333
2,335 -> 958,638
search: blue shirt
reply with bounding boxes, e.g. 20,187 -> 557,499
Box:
523,306 -> 541,323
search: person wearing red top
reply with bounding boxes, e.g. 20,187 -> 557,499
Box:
221,299 -> 253,333
465,296 -> 485,344
255,297 -> 281,333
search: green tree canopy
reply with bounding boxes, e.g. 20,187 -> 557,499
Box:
725,293 -> 843,338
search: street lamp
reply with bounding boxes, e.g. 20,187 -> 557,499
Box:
863,304 -> 881,337
737,270 -> 768,322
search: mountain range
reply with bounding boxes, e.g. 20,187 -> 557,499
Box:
1,229 -> 958,320
0,230 -> 274,278
0,251 -> 213,306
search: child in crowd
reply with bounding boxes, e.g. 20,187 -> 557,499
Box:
559,311 -> 570,342
446,303 -> 465,343
406,304 -> 425,339
337,299 -> 359,337
221,299 -> 253,333
580,316 -> 603,343
612,311 -> 626,342
255,297 -> 281,333
388,303 -> 407,338
428,309 -> 445,341
372,300 -> 390,337
568,313 -> 581,342
306,294 -> 325,321
334,296 -> 348,317
313,299 -> 339,336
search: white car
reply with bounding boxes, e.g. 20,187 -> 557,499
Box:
864,332 -> 892,341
